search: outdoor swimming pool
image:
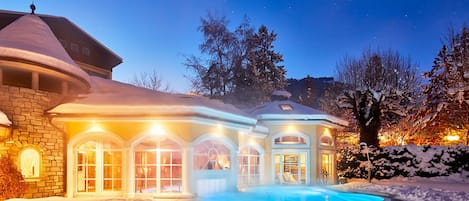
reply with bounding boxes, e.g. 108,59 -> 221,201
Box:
201,185 -> 384,201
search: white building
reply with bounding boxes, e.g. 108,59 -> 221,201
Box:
0,8 -> 347,200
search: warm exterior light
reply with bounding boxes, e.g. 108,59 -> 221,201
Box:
87,121 -> 104,132
214,124 -> 224,135
446,135 -> 460,141
323,128 -> 331,137
287,125 -> 296,133
150,124 -> 165,135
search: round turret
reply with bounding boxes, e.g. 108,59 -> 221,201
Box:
0,14 -> 90,94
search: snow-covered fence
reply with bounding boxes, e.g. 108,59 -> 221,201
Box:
337,144 -> 469,180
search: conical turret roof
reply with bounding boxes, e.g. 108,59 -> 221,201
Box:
0,14 -> 90,85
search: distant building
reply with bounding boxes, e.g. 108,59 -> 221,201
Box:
0,8 -> 347,199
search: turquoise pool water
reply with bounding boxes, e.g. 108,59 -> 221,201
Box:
201,185 -> 384,201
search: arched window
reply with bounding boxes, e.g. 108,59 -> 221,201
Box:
76,139 -> 122,193
134,136 -> 182,193
193,140 -> 231,170
320,135 -> 334,146
238,146 -> 262,186
20,148 -> 40,178
272,133 -> 309,148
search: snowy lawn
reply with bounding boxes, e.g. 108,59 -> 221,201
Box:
330,176 -> 469,201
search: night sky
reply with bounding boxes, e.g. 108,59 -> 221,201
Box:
3,0 -> 469,92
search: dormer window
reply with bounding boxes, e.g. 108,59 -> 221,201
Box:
279,104 -> 293,111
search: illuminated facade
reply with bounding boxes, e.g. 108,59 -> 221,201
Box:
0,10 -> 347,199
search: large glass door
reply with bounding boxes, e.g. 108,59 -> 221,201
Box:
320,153 -> 332,184
76,140 -> 122,194
273,151 -> 308,184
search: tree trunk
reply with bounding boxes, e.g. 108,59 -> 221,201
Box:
359,102 -> 382,147
360,124 -> 380,147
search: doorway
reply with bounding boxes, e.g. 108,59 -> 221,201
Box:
273,151 -> 308,184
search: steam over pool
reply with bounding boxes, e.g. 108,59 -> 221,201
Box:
201,185 -> 384,201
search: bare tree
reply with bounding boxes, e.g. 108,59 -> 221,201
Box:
334,49 -> 420,147
130,69 -> 170,92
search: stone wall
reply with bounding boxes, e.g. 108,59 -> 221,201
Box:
0,85 -> 66,198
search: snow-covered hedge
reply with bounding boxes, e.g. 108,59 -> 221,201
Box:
337,144 -> 469,180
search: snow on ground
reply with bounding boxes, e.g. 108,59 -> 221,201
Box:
330,176 -> 469,201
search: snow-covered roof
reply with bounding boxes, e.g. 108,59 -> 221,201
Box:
48,76 -> 256,125
247,100 -> 348,127
0,110 -> 11,126
0,14 -> 90,85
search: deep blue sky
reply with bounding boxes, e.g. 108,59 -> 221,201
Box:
3,0 -> 469,93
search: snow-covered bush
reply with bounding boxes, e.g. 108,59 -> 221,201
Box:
0,157 -> 26,200
337,144 -> 469,180
337,147 -> 361,178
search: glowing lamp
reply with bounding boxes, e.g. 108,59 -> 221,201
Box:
286,125 -> 296,133
150,124 -> 165,135
446,135 -> 460,141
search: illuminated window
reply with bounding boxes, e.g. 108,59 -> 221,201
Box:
76,140 -> 122,193
135,137 -> 182,193
321,153 -> 331,183
103,142 -> 122,191
238,146 -> 262,186
193,140 -> 231,170
77,141 -> 97,192
20,148 -> 40,178
320,136 -> 333,146
274,135 -> 307,145
279,104 -> 293,111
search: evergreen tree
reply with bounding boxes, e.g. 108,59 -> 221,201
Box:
186,14 -> 286,107
415,26 -> 469,144
241,25 -> 286,105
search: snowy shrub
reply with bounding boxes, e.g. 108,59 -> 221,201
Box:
337,144 -> 469,180
444,144 -> 469,174
0,156 -> 26,200
337,147 -> 361,178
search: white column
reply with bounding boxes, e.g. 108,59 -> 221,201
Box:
126,147 -> 135,198
309,126 -> 318,184
182,146 -> 191,194
66,144 -> 74,198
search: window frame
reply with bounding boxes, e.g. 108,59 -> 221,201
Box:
237,144 -> 264,186
272,133 -> 310,148
74,138 -> 123,194
133,136 -> 183,194
193,139 -> 231,171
